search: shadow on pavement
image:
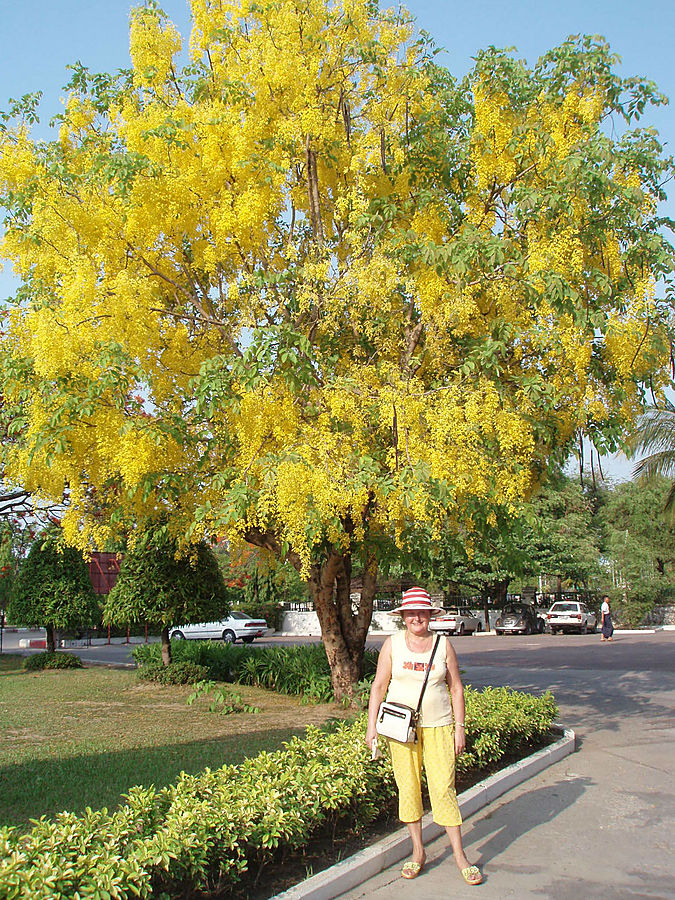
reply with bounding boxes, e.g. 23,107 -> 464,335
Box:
464,665 -> 675,737
467,776 -> 593,867
531,870 -> 671,899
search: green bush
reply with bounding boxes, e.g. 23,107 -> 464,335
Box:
133,641 -> 379,702
613,579 -> 674,627
233,600 -> 284,631
137,660 -> 210,685
458,686 -> 557,773
0,688 -> 557,899
186,680 -> 260,714
23,652 -> 83,671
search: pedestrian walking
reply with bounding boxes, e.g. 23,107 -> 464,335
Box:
601,595 -> 614,641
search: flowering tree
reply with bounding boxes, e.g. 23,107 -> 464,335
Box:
0,0 -> 673,697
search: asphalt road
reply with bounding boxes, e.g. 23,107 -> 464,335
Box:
3,628 -> 674,675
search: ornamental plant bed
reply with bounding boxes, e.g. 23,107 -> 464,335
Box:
0,686 -> 557,899
133,639 -> 380,703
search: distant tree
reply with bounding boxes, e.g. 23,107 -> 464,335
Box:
628,397 -> 675,520
103,527 -> 228,665
217,543 -> 310,606
411,475 -> 601,624
600,476 -> 675,596
7,528 -> 99,651
525,477 -> 601,595
411,510 -> 531,625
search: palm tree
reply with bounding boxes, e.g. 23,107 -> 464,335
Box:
628,397 -> 675,519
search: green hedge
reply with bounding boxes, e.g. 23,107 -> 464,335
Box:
23,652 -> 82,671
0,689 -> 557,899
136,660 -> 210,685
133,640 -> 379,703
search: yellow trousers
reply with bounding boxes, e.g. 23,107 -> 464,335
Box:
388,724 -> 462,826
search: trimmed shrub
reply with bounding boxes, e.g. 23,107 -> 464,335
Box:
0,689 -> 557,899
458,686 -> 557,773
23,652 -> 82,671
137,660 -> 210,685
8,528 -> 100,652
104,527 -> 229,666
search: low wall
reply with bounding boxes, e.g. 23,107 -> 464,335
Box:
645,604 -> 675,626
280,610 -> 398,635
280,609 -> 544,635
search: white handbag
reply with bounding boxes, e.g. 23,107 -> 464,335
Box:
376,635 -> 441,744
376,701 -> 418,743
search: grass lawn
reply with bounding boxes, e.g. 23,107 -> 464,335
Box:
0,654 -> 350,827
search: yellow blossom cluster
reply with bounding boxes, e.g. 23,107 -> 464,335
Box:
467,82 -> 518,226
0,4 -> 671,570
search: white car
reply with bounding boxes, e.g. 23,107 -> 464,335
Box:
170,611 -> 268,644
430,607 -> 482,635
546,601 -> 597,635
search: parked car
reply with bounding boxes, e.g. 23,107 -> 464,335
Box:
170,611 -> 268,644
495,603 -> 544,635
430,607 -> 482,635
546,601 -> 597,634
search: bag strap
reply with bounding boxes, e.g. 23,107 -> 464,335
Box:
414,634 -> 442,719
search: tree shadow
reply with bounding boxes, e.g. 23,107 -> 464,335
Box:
422,775 -> 592,881
463,664 -> 675,737
0,726 -> 309,827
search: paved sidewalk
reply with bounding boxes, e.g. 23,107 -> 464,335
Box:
339,661 -> 675,900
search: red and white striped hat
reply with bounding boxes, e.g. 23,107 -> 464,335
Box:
390,586 -> 443,617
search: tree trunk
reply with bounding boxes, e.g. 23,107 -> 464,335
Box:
309,548 -> 377,703
45,624 -> 55,653
492,578 -> 509,606
241,524 -> 378,703
160,625 -> 172,666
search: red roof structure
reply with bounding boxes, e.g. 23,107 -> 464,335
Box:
88,552 -> 120,595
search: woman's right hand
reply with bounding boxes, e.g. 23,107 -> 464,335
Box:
365,637 -> 392,750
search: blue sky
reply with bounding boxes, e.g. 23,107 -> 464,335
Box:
1,0 -> 673,480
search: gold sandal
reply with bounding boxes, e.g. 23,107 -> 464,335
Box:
461,865 -> 483,885
401,860 -> 424,879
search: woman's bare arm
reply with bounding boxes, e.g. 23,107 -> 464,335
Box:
365,638 -> 393,746
445,638 -> 466,754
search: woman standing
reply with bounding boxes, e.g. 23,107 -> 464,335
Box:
366,587 -> 482,886
600,595 -> 614,642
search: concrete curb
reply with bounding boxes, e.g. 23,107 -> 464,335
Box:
272,724 -> 575,900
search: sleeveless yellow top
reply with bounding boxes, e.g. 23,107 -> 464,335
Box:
385,631 -> 453,727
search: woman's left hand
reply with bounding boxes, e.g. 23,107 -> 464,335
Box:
454,726 -> 466,755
